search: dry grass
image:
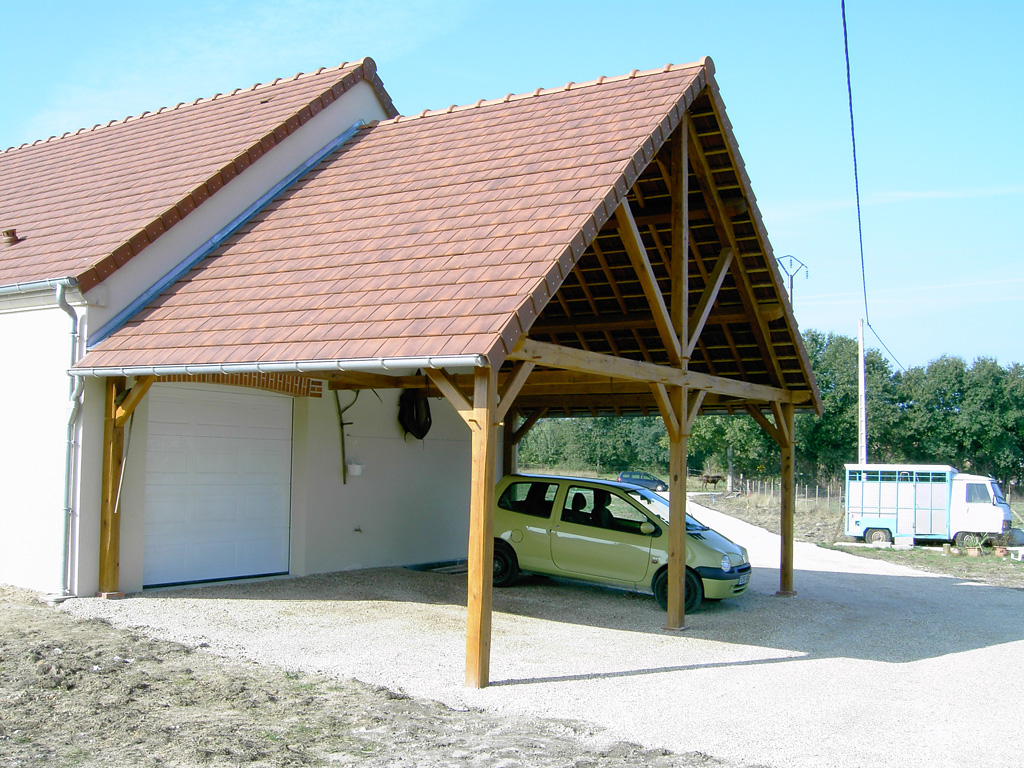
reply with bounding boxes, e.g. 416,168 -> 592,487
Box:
711,488 -> 1024,591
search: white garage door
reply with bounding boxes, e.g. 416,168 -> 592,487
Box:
143,384 -> 293,587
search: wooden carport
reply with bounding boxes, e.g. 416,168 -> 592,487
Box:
77,59 -> 820,688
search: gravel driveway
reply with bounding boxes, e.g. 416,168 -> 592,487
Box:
63,501 -> 1024,768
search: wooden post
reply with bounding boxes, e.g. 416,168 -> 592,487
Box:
665,125 -> 689,629
778,402 -> 797,596
666,388 -> 688,629
465,367 -> 497,687
98,376 -> 127,596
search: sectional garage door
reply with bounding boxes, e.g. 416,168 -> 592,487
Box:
143,384 -> 293,587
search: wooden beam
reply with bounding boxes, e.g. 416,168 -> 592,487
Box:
614,201 -> 682,366
495,361 -> 534,423
510,407 -> 547,444
425,369 -> 473,424
650,383 -> 680,441
671,126 -> 688,349
683,389 -> 707,433
685,248 -> 734,358
98,377 -> 127,596
465,367 -> 497,688
511,338 -> 800,405
326,371 -> 408,390
745,405 -> 783,445
114,376 -> 155,427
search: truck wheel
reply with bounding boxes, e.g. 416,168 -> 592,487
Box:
955,531 -> 983,548
864,528 -> 892,544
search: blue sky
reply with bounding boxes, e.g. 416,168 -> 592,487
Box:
2,1 -> 1021,369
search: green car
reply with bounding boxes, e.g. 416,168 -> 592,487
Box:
493,474 -> 751,612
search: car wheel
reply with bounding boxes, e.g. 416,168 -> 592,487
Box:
863,528 -> 892,544
492,540 -> 520,588
684,569 -> 703,613
653,568 -> 703,613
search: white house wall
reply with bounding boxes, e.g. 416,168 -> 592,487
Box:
292,388 -> 472,577
0,307 -> 75,593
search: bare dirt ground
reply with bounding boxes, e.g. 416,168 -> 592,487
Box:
0,584 -> 746,768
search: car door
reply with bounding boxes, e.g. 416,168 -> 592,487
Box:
494,479 -> 559,570
549,485 -> 656,583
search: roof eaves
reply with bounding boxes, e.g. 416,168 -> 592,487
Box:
73,57 -> 398,293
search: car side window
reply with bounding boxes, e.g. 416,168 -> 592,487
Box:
498,481 -> 556,518
561,486 -> 658,536
966,483 -> 991,504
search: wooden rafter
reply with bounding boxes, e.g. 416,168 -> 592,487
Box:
685,113 -> 786,390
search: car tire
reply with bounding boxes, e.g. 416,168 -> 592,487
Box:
863,528 -> 892,544
492,540 -> 520,588
653,568 -> 703,613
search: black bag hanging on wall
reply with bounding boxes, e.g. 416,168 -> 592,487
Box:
398,388 -> 432,440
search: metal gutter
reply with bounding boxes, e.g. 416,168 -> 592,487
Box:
87,119 -> 367,348
71,354 -> 490,378
0,276 -> 77,295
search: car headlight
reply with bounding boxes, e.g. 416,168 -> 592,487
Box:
721,555 -> 732,573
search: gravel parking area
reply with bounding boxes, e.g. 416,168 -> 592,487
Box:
62,501 -> 1024,768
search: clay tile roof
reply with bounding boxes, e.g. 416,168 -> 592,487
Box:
76,62 -> 710,373
75,58 -> 821,414
0,58 -> 396,291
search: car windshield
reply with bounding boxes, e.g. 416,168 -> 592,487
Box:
625,488 -> 709,531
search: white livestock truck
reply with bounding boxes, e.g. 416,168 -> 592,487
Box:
844,463 -> 1011,546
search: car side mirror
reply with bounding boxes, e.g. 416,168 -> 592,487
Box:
640,521 -> 656,535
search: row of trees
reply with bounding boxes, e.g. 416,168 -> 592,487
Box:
517,330 -> 1024,490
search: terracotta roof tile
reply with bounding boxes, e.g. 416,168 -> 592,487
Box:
75,62 -> 714,370
0,59 -> 396,290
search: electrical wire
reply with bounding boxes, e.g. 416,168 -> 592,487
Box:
841,1 -> 906,372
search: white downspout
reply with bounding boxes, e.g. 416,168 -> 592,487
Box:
55,282 -> 82,598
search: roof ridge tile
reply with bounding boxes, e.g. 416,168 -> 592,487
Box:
381,59 -> 709,126
1,59 -> 373,155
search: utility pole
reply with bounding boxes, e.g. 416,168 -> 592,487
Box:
858,318 -> 867,464
776,255 -> 809,307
